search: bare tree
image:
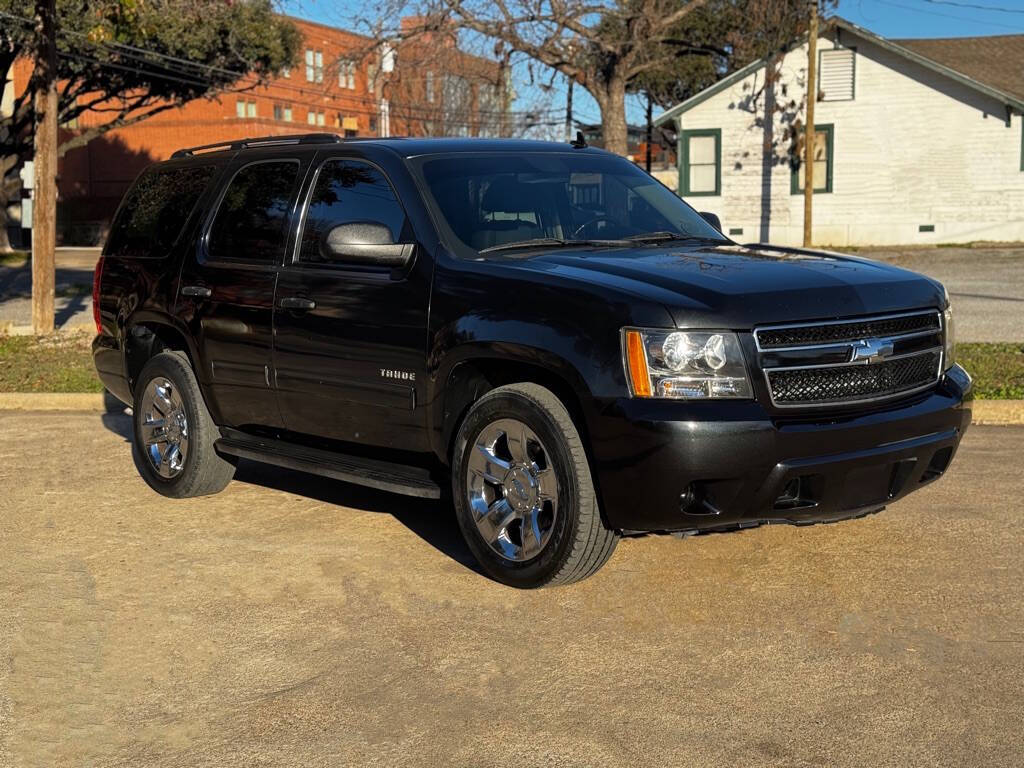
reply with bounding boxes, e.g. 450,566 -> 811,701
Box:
365,0 -> 723,156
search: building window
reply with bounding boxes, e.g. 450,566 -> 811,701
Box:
236,100 -> 246,118
819,48 -> 856,102
339,59 -> 355,89
308,110 -> 325,127
274,104 -> 283,121
246,100 -> 257,118
318,111 -> 325,126
425,71 -> 434,103
306,49 -> 323,83
282,66 -> 291,79
284,105 -> 292,122
369,116 -> 378,133
791,123 -> 834,194
679,128 -> 721,197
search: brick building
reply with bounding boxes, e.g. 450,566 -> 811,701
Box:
3,15 -> 504,245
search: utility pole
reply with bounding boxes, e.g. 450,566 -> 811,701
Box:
803,0 -> 818,248
32,0 -> 57,334
564,77 -> 574,143
645,93 -> 653,173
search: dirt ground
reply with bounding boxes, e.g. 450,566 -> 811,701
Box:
1,410 -> 1022,767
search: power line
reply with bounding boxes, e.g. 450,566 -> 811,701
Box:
869,0 -> 1024,28
920,0 -> 1024,14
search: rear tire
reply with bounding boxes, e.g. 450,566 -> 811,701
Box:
452,383 -> 618,588
131,351 -> 235,498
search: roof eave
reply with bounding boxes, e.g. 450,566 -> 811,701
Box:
653,16 -> 1024,128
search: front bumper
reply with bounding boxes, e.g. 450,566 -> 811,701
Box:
588,364 -> 972,532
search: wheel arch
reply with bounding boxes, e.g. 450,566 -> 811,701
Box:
433,345 -> 595,469
123,315 -> 201,396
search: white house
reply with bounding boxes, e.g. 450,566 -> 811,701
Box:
653,18 -> 1024,246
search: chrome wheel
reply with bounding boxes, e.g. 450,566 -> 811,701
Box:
139,376 -> 189,479
466,418 -> 559,562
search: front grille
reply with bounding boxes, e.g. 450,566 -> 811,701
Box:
767,351 -> 942,405
755,311 -> 944,408
756,313 -> 939,349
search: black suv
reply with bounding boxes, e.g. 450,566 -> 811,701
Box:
93,133 -> 972,587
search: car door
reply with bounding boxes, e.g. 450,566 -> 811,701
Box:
273,154 -> 432,451
177,155 -> 306,429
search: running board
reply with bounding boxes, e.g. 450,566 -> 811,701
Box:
215,430 -> 442,499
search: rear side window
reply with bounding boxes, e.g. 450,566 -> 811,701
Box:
298,159 -> 408,264
207,160 -> 300,263
106,165 -> 215,259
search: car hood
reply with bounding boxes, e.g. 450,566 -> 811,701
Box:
490,242 -> 945,328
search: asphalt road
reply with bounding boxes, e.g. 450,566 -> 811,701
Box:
1,246 -> 1021,340
866,246 -> 1024,343
1,411 -> 1021,767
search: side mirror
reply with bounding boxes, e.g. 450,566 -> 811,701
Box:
321,221 -> 414,267
699,211 -> 722,233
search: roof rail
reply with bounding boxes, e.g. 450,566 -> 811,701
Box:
171,133 -> 342,159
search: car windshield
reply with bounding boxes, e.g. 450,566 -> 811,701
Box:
416,152 -> 727,255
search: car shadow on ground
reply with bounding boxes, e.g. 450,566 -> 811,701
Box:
98,394 -> 482,575
232,460 -> 482,575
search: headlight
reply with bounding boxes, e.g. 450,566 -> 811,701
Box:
943,305 -> 955,370
622,328 -> 753,399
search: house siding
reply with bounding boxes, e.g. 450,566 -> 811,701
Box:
672,31 -> 1024,246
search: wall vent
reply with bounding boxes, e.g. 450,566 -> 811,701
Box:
919,224 -> 935,233
819,48 -> 855,102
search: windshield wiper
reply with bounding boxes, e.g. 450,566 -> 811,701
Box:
625,231 -> 727,244
479,237 -> 630,254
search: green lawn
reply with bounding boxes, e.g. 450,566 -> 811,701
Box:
0,334 -> 1021,399
0,250 -> 29,266
955,343 -> 1024,400
0,332 -> 103,393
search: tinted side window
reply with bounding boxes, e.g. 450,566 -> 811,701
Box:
208,161 -> 300,263
107,165 -> 216,259
298,159 -> 407,264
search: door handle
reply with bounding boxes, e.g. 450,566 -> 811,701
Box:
181,285 -> 212,299
279,296 -> 316,310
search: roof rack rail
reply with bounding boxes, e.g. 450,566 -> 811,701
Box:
171,132 -> 342,159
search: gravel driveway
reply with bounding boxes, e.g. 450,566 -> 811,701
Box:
1,410 -> 1021,766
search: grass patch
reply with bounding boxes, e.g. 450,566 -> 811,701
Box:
0,331 -> 103,393
0,334 -> 1019,399
957,343 -> 1024,400
0,250 -> 29,266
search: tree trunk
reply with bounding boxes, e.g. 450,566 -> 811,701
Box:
595,77 -> 629,157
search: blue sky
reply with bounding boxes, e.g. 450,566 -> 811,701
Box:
283,0 -> 1024,126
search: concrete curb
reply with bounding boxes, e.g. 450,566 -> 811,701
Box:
970,400 -> 1024,426
0,392 -> 1021,425
0,392 -> 108,411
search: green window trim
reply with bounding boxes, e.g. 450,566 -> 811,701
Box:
790,123 -> 834,195
679,128 -> 721,197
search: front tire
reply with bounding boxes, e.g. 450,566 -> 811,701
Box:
131,351 -> 235,498
452,383 -> 618,588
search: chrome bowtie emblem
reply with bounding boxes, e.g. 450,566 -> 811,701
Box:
852,338 -> 895,364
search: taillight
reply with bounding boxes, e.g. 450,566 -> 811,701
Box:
92,255 -> 105,334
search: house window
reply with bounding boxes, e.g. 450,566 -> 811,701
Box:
680,128 -> 721,197
339,60 -> 356,89
235,100 -> 245,118
246,100 -> 257,118
305,49 -> 323,83
273,104 -> 283,121
284,105 -> 293,122
426,71 -> 434,103
307,110 -> 316,125
791,123 -> 834,194
819,48 -> 856,102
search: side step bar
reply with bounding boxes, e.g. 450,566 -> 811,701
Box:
215,429 -> 442,499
